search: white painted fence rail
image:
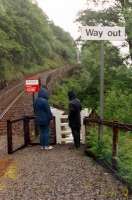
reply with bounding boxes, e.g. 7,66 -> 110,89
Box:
51,107 -> 90,144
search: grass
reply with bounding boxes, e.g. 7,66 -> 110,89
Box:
86,126 -> 132,186
49,67 -> 132,186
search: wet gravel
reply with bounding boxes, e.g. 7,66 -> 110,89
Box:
0,144 -> 130,200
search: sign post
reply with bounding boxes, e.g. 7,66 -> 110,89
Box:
99,40 -> 104,141
25,80 -> 40,93
25,79 -> 40,111
80,26 -> 125,142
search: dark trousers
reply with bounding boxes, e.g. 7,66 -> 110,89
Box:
38,125 -> 49,147
71,127 -> 80,148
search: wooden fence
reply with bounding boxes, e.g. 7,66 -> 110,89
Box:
7,107 -> 89,154
7,116 -> 56,154
84,117 -> 132,169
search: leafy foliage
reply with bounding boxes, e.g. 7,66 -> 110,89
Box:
51,0 -> 132,187
0,0 -> 76,80
52,41 -> 130,108
104,90 -> 132,123
86,127 -> 132,185
77,0 -> 132,60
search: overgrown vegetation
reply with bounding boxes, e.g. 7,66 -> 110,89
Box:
0,0 -> 76,81
51,0 -> 132,186
86,127 -> 132,185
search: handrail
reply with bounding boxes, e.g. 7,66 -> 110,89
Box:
7,115 -> 56,154
84,116 -> 132,171
10,115 -> 35,123
7,115 -> 36,154
0,92 -> 24,120
84,117 -> 132,131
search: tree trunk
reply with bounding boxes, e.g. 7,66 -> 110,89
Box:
119,0 -> 132,61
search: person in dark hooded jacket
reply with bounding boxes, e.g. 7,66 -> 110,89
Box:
34,87 -> 53,150
68,91 -> 82,148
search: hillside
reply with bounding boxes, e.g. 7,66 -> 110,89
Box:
0,0 -> 76,81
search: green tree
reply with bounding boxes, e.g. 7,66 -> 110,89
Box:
77,0 -> 132,60
0,0 -> 76,80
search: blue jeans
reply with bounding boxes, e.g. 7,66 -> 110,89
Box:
39,125 -> 49,147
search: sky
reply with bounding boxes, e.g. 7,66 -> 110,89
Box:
36,0 -> 130,60
36,0 -> 87,39
36,0 -> 115,40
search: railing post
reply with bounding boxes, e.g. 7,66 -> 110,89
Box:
34,120 -> 39,137
112,121 -> 119,169
23,116 -> 30,146
98,118 -> 103,144
7,120 -> 13,154
81,109 -> 88,144
83,117 -> 91,148
55,111 -> 62,144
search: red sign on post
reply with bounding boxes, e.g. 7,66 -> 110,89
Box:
25,80 -> 40,93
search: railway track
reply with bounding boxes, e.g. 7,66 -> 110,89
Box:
0,65 -> 75,135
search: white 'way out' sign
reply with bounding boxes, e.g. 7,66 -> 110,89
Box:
80,26 -> 125,41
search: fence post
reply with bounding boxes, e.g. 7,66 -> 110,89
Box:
98,118 -> 103,144
112,121 -> 119,169
83,117 -> 92,149
7,120 -> 13,154
54,110 -> 62,144
23,116 -> 30,146
81,109 -> 89,144
34,120 -> 39,137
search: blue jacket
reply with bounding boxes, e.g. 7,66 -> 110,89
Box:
34,88 -> 52,126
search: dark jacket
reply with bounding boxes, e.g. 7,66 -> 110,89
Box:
68,91 -> 82,128
34,88 -> 52,126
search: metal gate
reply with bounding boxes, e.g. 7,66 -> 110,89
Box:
7,116 -> 56,154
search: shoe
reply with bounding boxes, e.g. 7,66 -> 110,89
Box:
68,145 -> 75,150
44,146 -> 54,150
40,147 -> 44,150
76,146 -> 80,149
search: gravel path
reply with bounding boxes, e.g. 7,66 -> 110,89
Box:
0,144 -> 130,200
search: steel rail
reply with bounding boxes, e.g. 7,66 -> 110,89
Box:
0,82 -> 23,100
0,72 -> 51,120
0,65 -> 75,121
0,91 -> 24,120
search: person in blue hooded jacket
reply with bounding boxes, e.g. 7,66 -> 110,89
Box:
34,87 -> 53,150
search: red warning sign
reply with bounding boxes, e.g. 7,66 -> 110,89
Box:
25,80 -> 40,93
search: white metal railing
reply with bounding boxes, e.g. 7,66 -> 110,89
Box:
51,107 -> 90,144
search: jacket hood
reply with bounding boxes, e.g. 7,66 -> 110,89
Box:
38,88 -> 49,99
68,91 -> 76,100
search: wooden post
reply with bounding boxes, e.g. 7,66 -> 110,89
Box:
38,77 -> 41,88
99,41 -> 104,140
32,93 -> 35,112
98,118 -> 103,145
112,122 -> 119,169
7,120 -> 13,154
83,117 -> 91,148
34,120 -> 39,136
98,123 -> 101,143
23,116 -> 30,146
49,117 -> 56,145
86,119 -> 91,148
